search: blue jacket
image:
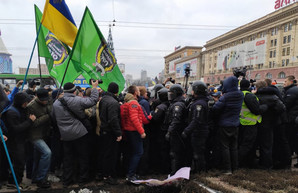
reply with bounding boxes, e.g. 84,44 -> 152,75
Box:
7,87 -> 19,108
213,76 -> 244,127
138,96 -> 150,115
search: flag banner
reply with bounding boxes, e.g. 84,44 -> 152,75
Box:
35,5 -> 81,85
71,7 -> 125,92
41,0 -> 77,47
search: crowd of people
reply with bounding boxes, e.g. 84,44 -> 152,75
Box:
0,74 -> 298,190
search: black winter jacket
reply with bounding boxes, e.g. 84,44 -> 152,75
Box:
2,105 -> 33,144
256,87 -> 286,127
165,96 -> 187,133
184,95 -> 209,135
283,84 -> 298,122
99,92 -> 122,137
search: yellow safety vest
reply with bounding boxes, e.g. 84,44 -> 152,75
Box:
240,91 -> 262,125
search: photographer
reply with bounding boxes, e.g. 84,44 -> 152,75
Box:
52,81 -> 99,187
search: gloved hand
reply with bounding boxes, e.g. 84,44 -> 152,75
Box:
165,132 -> 170,141
181,131 -> 187,139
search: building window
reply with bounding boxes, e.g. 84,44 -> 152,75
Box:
278,72 -> 286,79
271,40 -> 274,47
255,73 -> 261,80
274,39 -> 277,46
287,47 -> 290,55
270,51 -> 273,58
283,36 -> 287,44
207,78 -> 210,82
286,59 -> 289,66
269,61 -> 272,68
289,22 -> 292,30
273,50 -> 276,58
284,24 -> 288,32
282,59 -> 285,67
273,61 -> 275,68
288,35 -> 291,43
266,73 -> 272,79
217,77 -> 220,81
282,48 -> 286,56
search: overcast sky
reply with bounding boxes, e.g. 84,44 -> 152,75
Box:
0,0 -> 278,79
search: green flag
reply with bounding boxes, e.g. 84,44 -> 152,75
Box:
34,5 -> 81,86
71,7 -> 125,92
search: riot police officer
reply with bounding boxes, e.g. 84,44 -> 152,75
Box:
182,81 -> 209,173
165,84 -> 188,175
150,88 -> 170,174
150,84 -> 164,111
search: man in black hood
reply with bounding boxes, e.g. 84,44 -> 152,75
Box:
212,76 -> 244,174
1,92 -> 36,187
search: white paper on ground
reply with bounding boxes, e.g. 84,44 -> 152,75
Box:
131,167 -> 190,186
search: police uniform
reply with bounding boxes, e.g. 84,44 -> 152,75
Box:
165,96 -> 187,175
183,95 -> 209,172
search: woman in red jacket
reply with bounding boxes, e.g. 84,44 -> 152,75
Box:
120,86 -> 151,182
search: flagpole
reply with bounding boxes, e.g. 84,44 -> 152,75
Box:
0,127 -> 21,193
21,22 -> 42,91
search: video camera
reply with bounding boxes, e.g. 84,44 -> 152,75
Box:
184,63 -> 192,77
89,79 -> 103,85
233,66 -> 247,78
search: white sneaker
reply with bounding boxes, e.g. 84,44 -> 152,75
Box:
47,174 -> 60,183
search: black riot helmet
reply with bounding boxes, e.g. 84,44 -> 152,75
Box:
192,80 -> 207,95
157,88 -> 168,102
150,84 -> 164,98
168,84 -> 184,101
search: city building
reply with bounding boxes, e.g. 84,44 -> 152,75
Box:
0,32 -> 12,73
141,69 -> 147,82
164,2 -> 298,85
204,2 -> 298,84
164,46 -> 203,85
19,64 -> 49,75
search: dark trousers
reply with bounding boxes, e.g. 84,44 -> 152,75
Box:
124,131 -> 143,178
219,126 -> 238,172
63,134 -> 90,185
101,132 -> 119,177
169,131 -> 186,175
0,142 -> 9,182
50,131 -> 63,173
258,125 -> 273,169
238,124 -> 258,167
273,124 -> 291,168
191,130 -> 209,172
7,142 -> 26,184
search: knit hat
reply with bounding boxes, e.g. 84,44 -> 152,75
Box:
13,92 -> 31,107
63,82 -> 76,93
108,82 -> 119,94
240,79 -> 250,90
36,88 -> 49,101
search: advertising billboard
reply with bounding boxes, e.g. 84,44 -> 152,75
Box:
216,37 -> 266,70
176,58 -> 197,78
169,58 -> 180,74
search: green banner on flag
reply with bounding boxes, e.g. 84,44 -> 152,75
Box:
71,7 -> 125,92
34,5 -> 81,86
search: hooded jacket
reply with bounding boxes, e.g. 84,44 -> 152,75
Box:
213,76 -> 244,127
120,93 -> 151,135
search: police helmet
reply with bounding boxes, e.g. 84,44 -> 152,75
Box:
150,84 -> 164,98
192,81 -> 207,95
157,88 -> 168,102
168,84 -> 184,101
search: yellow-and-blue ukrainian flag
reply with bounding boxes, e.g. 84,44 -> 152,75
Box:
41,0 -> 77,47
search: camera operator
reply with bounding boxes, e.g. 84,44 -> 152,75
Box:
52,81 -> 99,187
